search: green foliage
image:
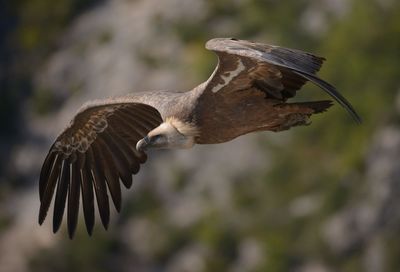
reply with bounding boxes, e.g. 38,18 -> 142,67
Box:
1,0 -> 102,120
32,88 -> 56,115
30,233 -> 120,272
13,0 -> 99,52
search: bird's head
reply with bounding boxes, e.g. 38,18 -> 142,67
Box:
136,118 -> 198,152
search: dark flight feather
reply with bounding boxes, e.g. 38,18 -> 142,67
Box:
39,150 -> 57,200
293,70 -> 361,123
53,159 -> 70,233
81,156 -> 95,235
117,110 -> 151,137
92,142 -> 122,212
39,154 -> 62,225
99,131 -> 133,188
87,146 -> 110,230
67,156 -> 81,239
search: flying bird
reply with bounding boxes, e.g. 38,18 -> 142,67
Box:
38,38 -> 360,238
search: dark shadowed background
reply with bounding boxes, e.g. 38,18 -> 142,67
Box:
1,0 -> 399,271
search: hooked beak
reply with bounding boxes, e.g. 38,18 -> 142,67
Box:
136,136 -> 150,152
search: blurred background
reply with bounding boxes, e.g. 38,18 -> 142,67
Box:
1,0 -> 400,271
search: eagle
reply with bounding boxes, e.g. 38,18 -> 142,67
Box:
38,38 -> 360,238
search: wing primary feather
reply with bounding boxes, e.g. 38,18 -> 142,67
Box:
81,155 -> 95,236
53,159 -> 70,233
99,131 -> 133,188
38,154 -> 62,225
121,106 -> 162,127
92,142 -> 122,212
87,146 -> 110,229
39,150 -> 57,200
110,113 -> 143,140
126,105 -> 162,125
261,46 -> 324,74
293,70 -> 361,123
67,155 -> 81,239
116,110 -> 151,136
133,108 -> 162,129
107,126 -> 140,174
111,114 -> 147,163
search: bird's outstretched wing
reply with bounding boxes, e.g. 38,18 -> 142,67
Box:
39,102 -> 163,238
202,38 -> 361,123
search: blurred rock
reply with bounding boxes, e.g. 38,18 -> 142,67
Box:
0,190 -> 56,272
230,238 -> 264,272
294,262 -> 332,272
289,194 -> 321,218
165,243 -> 208,272
324,125 -> 400,270
122,217 -> 168,260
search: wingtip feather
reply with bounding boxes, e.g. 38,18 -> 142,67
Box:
293,71 -> 361,123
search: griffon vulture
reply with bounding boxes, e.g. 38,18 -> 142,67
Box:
38,38 -> 360,238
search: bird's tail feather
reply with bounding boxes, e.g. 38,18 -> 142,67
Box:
293,70 -> 361,123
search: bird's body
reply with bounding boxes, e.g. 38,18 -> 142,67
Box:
38,38 -> 360,238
